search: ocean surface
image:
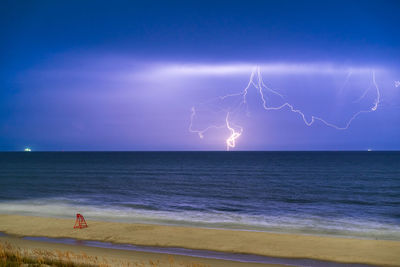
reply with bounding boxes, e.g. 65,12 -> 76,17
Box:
0,152 -> 399,240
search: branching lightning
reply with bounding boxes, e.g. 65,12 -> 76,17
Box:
190,66 -> 381,150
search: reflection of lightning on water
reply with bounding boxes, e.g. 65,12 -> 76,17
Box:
190,66 -> 381,150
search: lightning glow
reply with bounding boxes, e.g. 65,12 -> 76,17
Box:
190,66 -> 381,150
225,112 -> 243,151
395,81 -> 400,88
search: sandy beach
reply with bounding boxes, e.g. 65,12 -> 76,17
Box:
0,214 -> 399,266
0,235 -> 280,267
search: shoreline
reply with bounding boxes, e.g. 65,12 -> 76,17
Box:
1,214 -> 399,266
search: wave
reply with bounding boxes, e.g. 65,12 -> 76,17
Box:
0,198 -> 399,241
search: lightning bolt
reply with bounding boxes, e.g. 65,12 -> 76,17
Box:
190,66 -> 381,150
225,112 -> 243,151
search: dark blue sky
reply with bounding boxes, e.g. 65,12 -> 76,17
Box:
1,0 -> 399,150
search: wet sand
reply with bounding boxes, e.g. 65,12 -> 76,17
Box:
0,214 -> 399,266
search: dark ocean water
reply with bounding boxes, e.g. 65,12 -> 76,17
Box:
0,152 -> 399,240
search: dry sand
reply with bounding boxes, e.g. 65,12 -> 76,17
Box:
0,214 -> 399,266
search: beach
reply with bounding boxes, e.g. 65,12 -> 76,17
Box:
0,234 -> 278,267
1,214 -> 400,266
1,152 -> 399,266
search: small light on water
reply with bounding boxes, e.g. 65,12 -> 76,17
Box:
24,147 -> 31,152
367,148 -> 372,152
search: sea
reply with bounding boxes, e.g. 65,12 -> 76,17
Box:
0,151 -> 399,240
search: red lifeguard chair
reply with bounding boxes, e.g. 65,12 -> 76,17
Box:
73,213 -> 88,229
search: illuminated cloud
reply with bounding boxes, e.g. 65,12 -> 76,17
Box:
146,62 -> 382,77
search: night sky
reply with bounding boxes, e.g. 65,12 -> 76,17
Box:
1,0 -> 399,151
